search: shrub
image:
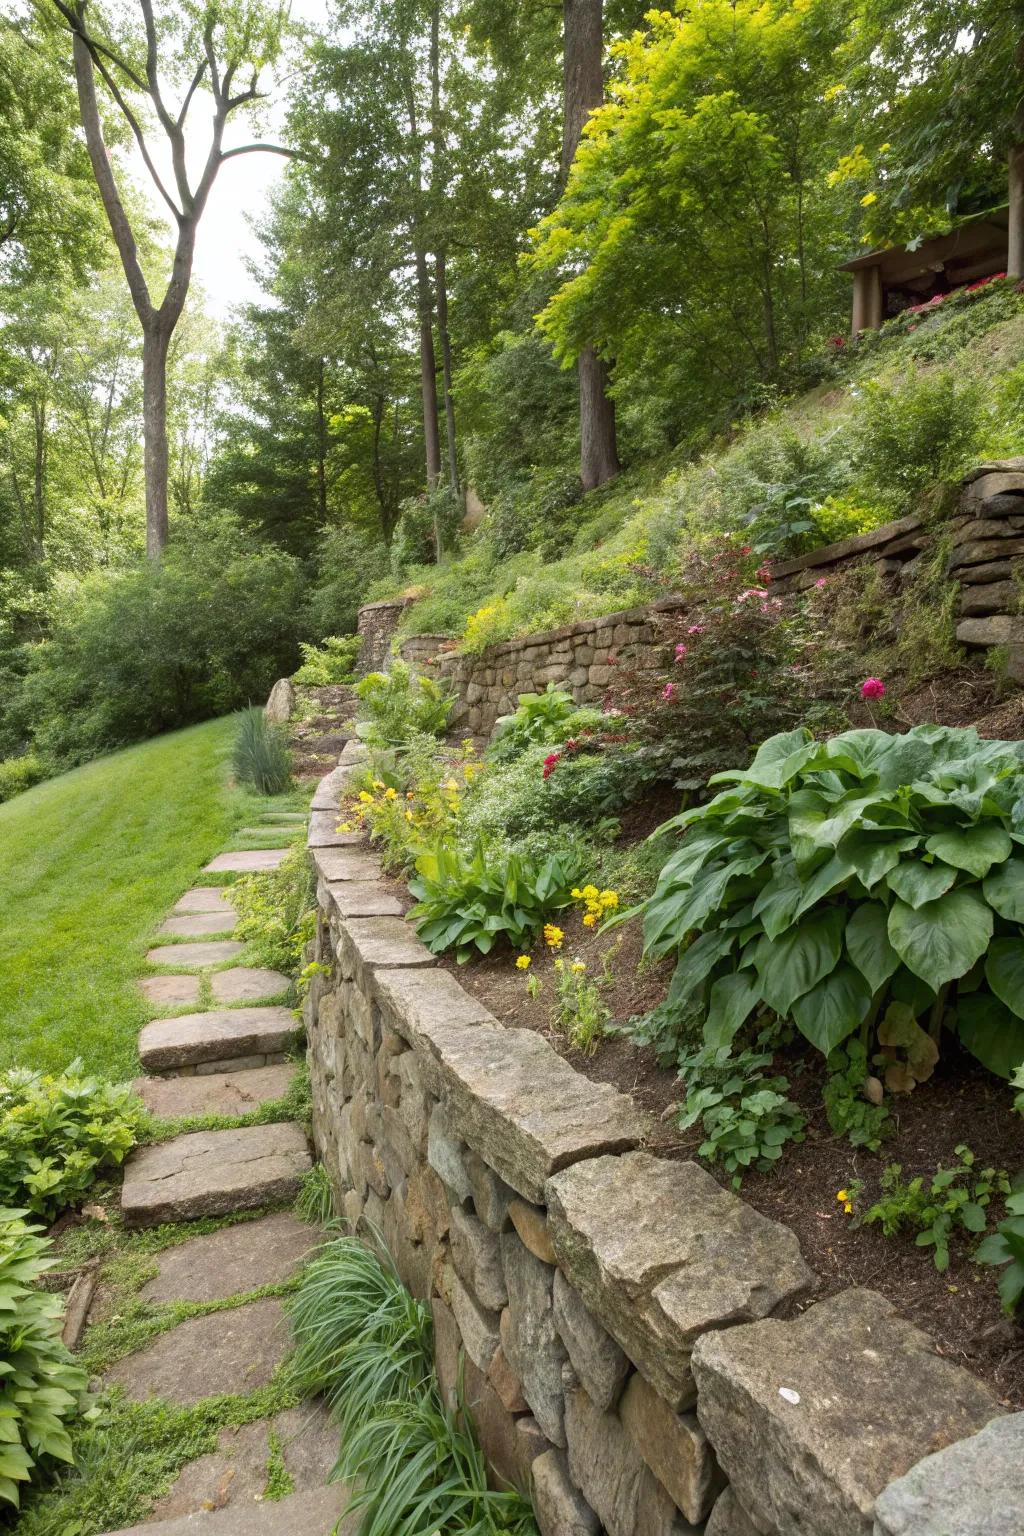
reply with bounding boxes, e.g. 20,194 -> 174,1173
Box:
292,636 -> 361,687
303,525 -> 388,639
0,1210 -> 91,1509
0,1062 -> 144,1220
232,707 -> 293,795
676,1042 -> 805,1186
355,662 -> 453,749
642,724 -> 1024,1081
459,743 -> 642,848
0,752 -> 44,803
11,518 -> 303,767
851,369 -> 986,511
461,597 -> 517,655
489,686 -> 601,763
409,840 -> 583,962
230,840 -> 313,977
858,1147 -> 1009,1272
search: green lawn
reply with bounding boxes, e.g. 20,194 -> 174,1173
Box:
0,717 -> 268,1079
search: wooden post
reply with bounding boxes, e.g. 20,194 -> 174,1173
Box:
851,264 -> 883,335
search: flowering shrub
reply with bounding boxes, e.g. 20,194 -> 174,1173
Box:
355,662 -> 453,749
643,724 -> 1024,1079
608,541 -> 819,794
489,685 -> 589,763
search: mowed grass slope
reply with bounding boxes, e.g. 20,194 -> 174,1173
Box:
0,717 -> 241,1079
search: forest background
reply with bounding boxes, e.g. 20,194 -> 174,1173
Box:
0,0 -> 1019,773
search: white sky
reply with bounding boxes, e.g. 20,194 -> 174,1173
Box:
129,0 -> 330,321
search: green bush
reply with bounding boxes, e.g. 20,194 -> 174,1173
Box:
9,518 -> 303,767
489,685 -> 589,762
230,840 -> 313,977
409,840 -> 583,962
355,661 -> 453,749
643,724 -> 1024,1079
851,369 -> 986,511
859,1147 -> 1008,1272
0,752 -> 44,803
232,708 -> 293,795
461,743 -> 645,848
0,1062 -> 144,1220
292,635 -> 361,687
0,1210 -> 91,1509
976,1179 -> 1024,1313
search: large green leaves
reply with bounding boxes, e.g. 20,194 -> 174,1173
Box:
888,889 -> 993,986
986,940 -> 1024,1021
791,963 -> 872,1054
957,994 -> 1024,1079
756,908 -> 845,1017
983,858 -> 1024,923
845,901 -> 900,993
704,972 -> 761,1049
885,859 -> 958,909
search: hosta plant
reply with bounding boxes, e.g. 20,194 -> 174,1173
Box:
409,841 -> 582,962
643,725 -> 1024,1081
0,1209 -> 91,1508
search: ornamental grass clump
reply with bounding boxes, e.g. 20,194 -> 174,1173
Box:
232,706 -> 293,795
643,724 -> 1024,1084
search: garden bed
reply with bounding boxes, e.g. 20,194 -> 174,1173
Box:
436,889 -> 1024,1409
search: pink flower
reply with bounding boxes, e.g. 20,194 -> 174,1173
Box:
815,576 -> 827,589
542,752 -> 560,780
674,643 -> 687,661
736,587 -> 769,604
860,677 -> 886,700
662,683 -> 676,702
687,624 -> 705,635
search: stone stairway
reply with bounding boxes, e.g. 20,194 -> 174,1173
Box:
289,685 -> 358,782
80,817 -> 355,1536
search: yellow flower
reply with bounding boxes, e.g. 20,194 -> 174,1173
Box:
384,786 -> 397,800
554,956 -> 564,972
844,1202 -> 853,1214
836,1189 -> 849,1203
358,791 -> 373,804
599,890 -> 619,909
338,822 -> 354,833
860,190 -> 877,207
372,780 -> 386,790
405,810 -> 414,822
571,888 -> 583,900
570,960 -> 586,974
444,778 -> 459,792
543,924 -> 565,949
581,884 -> 599,900
515,955 -> 532,971
582,913 -> 597,928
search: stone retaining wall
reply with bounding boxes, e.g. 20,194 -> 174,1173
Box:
356,596 -> 412,675
304,753 -> 1019,1536
356,457 -> 1024,727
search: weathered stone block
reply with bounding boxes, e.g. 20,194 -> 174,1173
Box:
448,1266 -> 501,1373
427,1102 -> 473,1202
335,916 -> 434,992
432,1295 -> 462,1413
619,1371 -> 720,1524
959,579 -> 1019,616
949,536 -> 1024,570
704,1487 -> 763,1536
872,1411 -> 1022,1536
957,613 -> 1024,647
463,1354 -> 522,1491
508,1198 -> 557,1264
450,1206 -> 508,1311
464,1149 -> 515,1231
691,1288 -> 1002,1536
487,1345 -> 528,1413
547,1153 -> 811,1409
553,1270 -> 629,1413
405,1162 -> 450,1244
531,1449 -> 601,1536
500,1233 -> 568,1447
564,1384 -> 699,1536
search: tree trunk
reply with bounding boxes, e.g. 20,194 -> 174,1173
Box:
32,398 -> 46,557
315,357 -> 328,525
563,0 -> 619,490
415,249 -> 442,493
435,251 -> 460,500
1009,142 -> 1024,281
142,325 -> 171,558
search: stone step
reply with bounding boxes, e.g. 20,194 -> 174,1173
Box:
139,1006 -> 299,1073
106,1295 -> 292,1404
174,888 -> 236,915
120,1122 -> 311,1226
236,826 -> 301,838
134,1063 -> 297,1120
204,849 -> 290,874
137,1212 -> 317,1304
101,1486 -> 354,1536
211,967 -> 290,1004
260,812 -> 307,823
156,914 -> 236,939
146,940 -> 244,968
140,974 -> 201,1009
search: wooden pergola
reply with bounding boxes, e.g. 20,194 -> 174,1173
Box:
840,207 -> 1009,334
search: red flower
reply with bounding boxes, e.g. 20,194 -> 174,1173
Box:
542,752 -> 560,780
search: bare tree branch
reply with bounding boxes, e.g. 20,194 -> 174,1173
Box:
220,141 -> 299,161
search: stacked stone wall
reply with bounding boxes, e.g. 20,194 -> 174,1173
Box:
305,753 -> 1019,1536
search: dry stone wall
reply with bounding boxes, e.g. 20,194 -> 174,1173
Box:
304,751 -> 1021,1536
360,457 -> 1024,725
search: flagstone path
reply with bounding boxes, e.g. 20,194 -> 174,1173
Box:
76,810 -> 358,1536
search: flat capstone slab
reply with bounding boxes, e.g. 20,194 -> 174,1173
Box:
139,1007 -> 299,1072
546,1152 -> 813,1410
372,969 -> 647,1205
157,913 -> 236,939
146,1401 -> 340,1523
175,888 -> 236,916
204,849 -> 290,874
106,1296 -> 291,1404
691,1287 -> 1003,1536
120,1122 -> 310,1226
311,846 -> 384,883
873,1410 -> 1023,1535
101,1485 -> 354,1535
140,1213 -> 317,1304
261,811 -> 308,823
134,1064 -> 297,1121
308,811 -> 365,848
146,940 -> 244,968
310,766 -> 348,810
322,879 -> 405,918
211,967 -> 290,1004
141,973 -> 202,1009
336,915 -> 435,991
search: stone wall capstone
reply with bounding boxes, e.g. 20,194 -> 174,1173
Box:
304,753 -> 1019,1536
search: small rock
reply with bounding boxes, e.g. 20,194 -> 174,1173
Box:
450,1205 -> 508,1311
564,1383 -> 699,1536
552,1270 -> 629,1413
500,1233 -> 568,1446
508,1198 -> 557,1264
619,1371 -> 720,1524
704,1487 -> 763,1536
532,1449 -> 601,1536
447,1266 -> 501,1373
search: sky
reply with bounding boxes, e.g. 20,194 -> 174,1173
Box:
130,0 -> 330,321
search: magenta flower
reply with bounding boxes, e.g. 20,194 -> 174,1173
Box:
674,643 -> 687,661
687,624 -> 705,635
860,677 -> 886,700
736,587 -> 769,603
662,683 -> 676,702
815,576 -> 827,589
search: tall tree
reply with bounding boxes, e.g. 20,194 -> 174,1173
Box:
563,0 -> 619,492
40,0 -> 291,556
